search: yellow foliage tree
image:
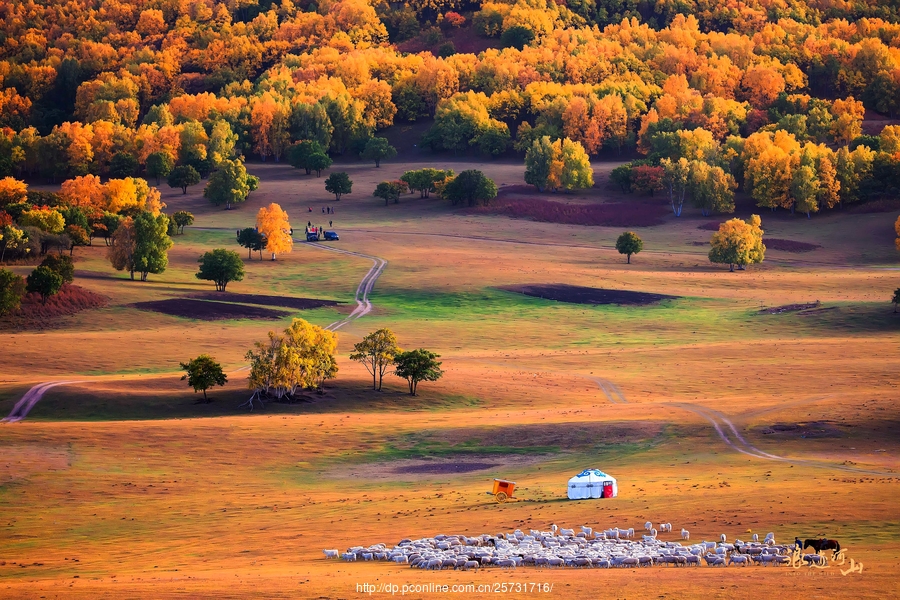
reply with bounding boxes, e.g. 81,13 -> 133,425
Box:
256,203 -> 293,260
0,177 -> 27,207
104,178 -> 139,214
244,318 -> 338,407
709,215 -> 765,271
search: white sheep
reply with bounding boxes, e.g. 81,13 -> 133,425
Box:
323,549 -> 339,559
560,528 -> 575,537
644,521 -> 653,531
581,526 -> 593,536
752,533 -> 759,542
650,528 -> 657,538
720,534 -> 727,543
681,528 -> 690,540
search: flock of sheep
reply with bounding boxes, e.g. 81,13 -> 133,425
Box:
324,523 -> 796,569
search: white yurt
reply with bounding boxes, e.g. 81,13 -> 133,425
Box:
567,469 -> 618,500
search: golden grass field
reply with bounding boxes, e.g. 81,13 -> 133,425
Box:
1,156 -> 899,598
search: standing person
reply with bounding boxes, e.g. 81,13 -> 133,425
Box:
329,220 -> 333,228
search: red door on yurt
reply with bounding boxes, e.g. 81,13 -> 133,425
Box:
602,481 -> 614,498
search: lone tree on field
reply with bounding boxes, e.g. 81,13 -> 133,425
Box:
360,137 -> 397,167
204,158 -> 259,209
393,349 -> 444,396
0,268 -> 26,316
167,165 -> 200,194
180,355 -> 227,402
244,318 -> 338,409
615,231 -> 643,264
893,288 -> 900,313
236,227 -> 267,260
256,203 -> 292,260
324,172 -> 352,201
373,180 -> 408,205
350,328 -> 401,391
196,248 -> 245,291
709,215 -> 765,272
172,211 -> 194,234
26,265 -> 62,304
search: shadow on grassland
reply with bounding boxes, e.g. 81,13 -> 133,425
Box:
756,302 -> 900,334
15,377 -> 481,422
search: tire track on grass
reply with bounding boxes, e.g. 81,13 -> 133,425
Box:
2,244 -> 386,423
672,402 -> 898,477
297,242 -> 387,331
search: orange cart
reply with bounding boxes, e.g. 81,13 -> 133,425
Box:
487,479 -> 517,503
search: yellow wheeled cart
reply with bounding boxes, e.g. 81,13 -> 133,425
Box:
487,479 -> 517,503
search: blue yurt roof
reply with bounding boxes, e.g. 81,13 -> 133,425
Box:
573,469 -> 611,478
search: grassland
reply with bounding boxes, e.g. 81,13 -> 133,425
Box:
1,157 -> 898,598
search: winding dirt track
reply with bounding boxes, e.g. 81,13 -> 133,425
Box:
1,242 -> 386,423
301,242 -> 388,332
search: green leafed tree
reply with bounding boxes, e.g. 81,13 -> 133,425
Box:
610,164 -> 633,193
146,152 -> 174,185
0,268 -> 26,316
441,170 -> 497,206
373,180 -> 408,205
196,248 -> 245,292
26,265 -> 62,304
393,349 -> 444,396
180,354 -> 227,402
172,210 -> 194,234
131,212 -> 173,281
690,161 -> 736,216
236,227 -> 267,260
524,136 -> 555,192
307,152 -> 332,177
109,152 -> 138,178
324,172 -> 352,201
204,159 -> 258,209
401,168 -> 454,198
350,328 -> 401,391
287,140 -> 331,175
615,231 -> 644,264
360,137 -> 397,167
167,165 -> 201,194
39,254 -> 74,284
